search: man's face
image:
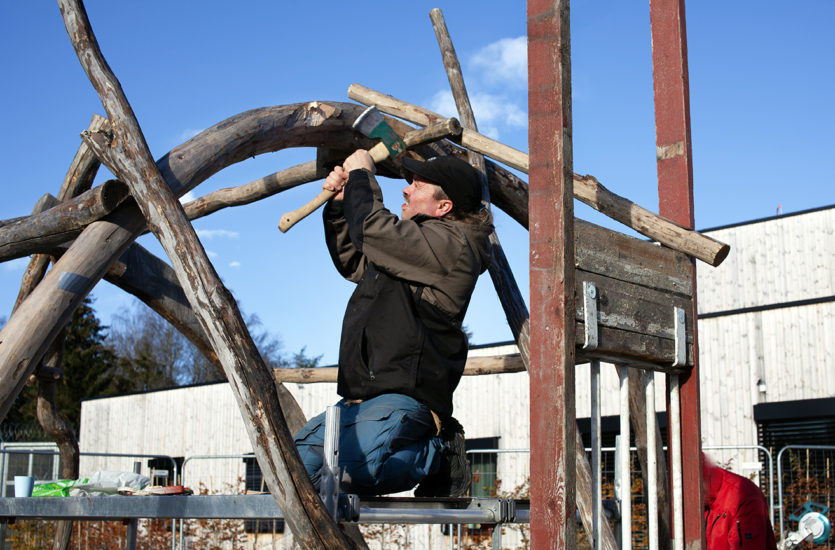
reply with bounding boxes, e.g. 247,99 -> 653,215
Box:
401,176 -> 450,220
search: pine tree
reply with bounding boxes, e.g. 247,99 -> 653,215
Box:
2,297 -> 121,434
56,297 -> 122,427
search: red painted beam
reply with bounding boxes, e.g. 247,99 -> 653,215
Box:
649,0 -> 704,548
527,0 -> 577,548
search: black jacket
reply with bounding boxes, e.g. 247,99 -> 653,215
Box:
324,170 -> 492,418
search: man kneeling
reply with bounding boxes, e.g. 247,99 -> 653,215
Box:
293,150 -> 493,496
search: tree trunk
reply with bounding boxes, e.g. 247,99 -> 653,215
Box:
56,1 -> 353,547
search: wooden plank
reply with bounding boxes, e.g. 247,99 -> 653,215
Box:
528,1 -> 577,548
575,218 -> 692,297
575,271 -> 694,344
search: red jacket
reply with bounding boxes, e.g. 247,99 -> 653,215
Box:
704,464 -> 777,550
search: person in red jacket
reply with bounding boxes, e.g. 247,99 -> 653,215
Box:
703,453 -> 777,550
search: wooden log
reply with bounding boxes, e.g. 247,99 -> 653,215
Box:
274,354 -> 526,384
12,116 -> 104,550
104,242 -> 219,367
347,84 -> 730,266
12,194 -> 60,310
428,7 -> 532,375
3,161 -> 325,260
36,339 -> 77,550
57,114 -> 109,201
55,2 -> 351,548
0,179 -> 130,262
183,160 -> 324,221
11,115 -> 106,313
349,83 -> 529,173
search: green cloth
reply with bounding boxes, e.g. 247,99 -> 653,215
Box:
32,479 -> 88,497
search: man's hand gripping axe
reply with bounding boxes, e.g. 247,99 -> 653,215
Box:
278,106 -> 461,232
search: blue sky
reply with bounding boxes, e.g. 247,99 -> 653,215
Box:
1,2 -> 833,365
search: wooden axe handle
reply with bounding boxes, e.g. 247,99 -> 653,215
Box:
278,118 -> 461,233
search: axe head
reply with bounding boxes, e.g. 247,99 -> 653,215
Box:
352,105 -> 406,158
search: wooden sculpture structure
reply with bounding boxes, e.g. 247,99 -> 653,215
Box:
0,1 -> 721,548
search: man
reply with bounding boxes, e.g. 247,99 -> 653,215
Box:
294,149 -> 493,497
704,454 -> 778,550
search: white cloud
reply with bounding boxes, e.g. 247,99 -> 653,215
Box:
179,190 -> 197,204
228,261 -> 241,268
206,250 -> 218,259
196,229 -> 239,240
429,89 -> 526,140
2,258 -> 28,272
428,90 -> 458,119
470,36 -> 527,88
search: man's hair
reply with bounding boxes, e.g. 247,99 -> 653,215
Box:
433,187 -> 493,226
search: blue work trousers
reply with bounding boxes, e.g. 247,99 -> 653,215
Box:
294,393 -> 443,495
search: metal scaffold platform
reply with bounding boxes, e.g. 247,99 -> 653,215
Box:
0,495 -> 529,525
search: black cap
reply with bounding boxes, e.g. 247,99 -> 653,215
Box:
402,156 -> 483,212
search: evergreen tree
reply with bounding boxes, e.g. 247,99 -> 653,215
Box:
3,298 -> 121,432
57,297 -> 122,427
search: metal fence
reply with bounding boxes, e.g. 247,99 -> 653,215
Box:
776,445 -> 835,549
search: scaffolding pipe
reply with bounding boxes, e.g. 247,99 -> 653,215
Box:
646,373 -> 659,550
670,374 -> 684,550
619,365 -> 632,550
591,360 -> 602,550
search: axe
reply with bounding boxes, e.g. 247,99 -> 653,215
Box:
278,106 -> 461,232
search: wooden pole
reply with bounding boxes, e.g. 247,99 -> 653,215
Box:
528,1 -> 577,548
275,354 -> 526,383
428,7 -> 531,381
0,179 -> 130,262
54,1 -> 353,547
649,0 -> 704,547
347,84 -> 729,267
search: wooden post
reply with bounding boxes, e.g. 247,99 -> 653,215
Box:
428,7 -> 531,376
54,1 -> 352,547
649,0 -> 704,548
528,1 -> 577,548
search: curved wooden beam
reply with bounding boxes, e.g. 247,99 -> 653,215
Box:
0,117 -> 531,260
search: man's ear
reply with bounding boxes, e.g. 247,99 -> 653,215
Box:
436,199 -> 453,217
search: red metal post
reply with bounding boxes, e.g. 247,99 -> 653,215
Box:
527,0 -> 577,548
649,0 -> 704,548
